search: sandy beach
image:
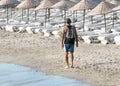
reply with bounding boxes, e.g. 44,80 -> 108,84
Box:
0,31 -> 120,86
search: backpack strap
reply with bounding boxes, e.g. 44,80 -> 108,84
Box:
65,25 -> 75,39
66,25 -> 75,31
64,25 -> 75,44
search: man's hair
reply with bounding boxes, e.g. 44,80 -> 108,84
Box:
66,18 -> 71,24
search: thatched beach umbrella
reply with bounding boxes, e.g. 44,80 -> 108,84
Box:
69,0 -> 92,31
70,0 -> 80,4
36,0 -> 54,10
52,0 -> 75,23
112,4 -> 120,11
86,1 -> 113,32
16,0 -> 38,23
107,0 -> 120,5
0,0 -> 19,5
0,0 -> 19,24
105,0 -> 118,28
34,0 -> 41,20
69,0 -> 91,11
112,3 -> 120,27
51,0 -> 60,3
52,0 -> 75,10
36,0 -> 55,27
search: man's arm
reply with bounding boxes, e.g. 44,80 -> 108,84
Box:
61,27 -> 65,48
74,27 -> 78,47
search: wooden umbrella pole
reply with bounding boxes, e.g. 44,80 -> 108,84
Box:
47,8 -> 48,22
91,16 -> 93,24
35,4 -> 37,21
6,5 -> 9,24
83,9 -> 86,32
64,10 -> 66,25
11,7 -> 12,18
72,11 -> 74,22
115,12 -> 118,22
48,8 -> 51,22
35,10 -> 37,21
75,10 -> 77,18
104,14 -> 107,32
27,8 -> 29,23
22,9 -> 23,20
45,8 -> 47,27
112,12 -> 115,28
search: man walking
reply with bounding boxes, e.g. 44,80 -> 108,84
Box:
61,18 -> 78,68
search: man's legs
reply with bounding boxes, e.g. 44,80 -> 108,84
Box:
65,52 -> 69,68
64,44 -> 74,68
70,52 -> 74,68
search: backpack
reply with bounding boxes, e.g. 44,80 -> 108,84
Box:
65,25 -> 75,44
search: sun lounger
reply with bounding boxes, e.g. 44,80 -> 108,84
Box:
5,25 -> 19,32
114,36 -> 120,45
81,36 -> 92,44
25,27 -> 35,34
52,30 -> 61,38
98,36 -> 108,44
98,35 -> 115,44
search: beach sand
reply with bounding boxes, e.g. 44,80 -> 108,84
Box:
0,31 -> 120,86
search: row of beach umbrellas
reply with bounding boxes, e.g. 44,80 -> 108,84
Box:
0,0 -> 120,32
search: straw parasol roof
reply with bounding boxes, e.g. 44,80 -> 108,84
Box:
35,0 -> 57,27
35,0 -> 41,4
108,0 -> 120,5
0,0 -> 19,6
86,1 -> 115,32
16,0 -> 39,23
16,0 -> 38,9
69,0 -> 93,32
86,1 -> 113,17
69,0 -> 92,11
70,0 -> 80,3
51,0 -> 75,10
35,0 -> 54,10
0,0 -> 20,24
88,0 -> 102,8
112,4 -> 120,11
52,0 -> 60,3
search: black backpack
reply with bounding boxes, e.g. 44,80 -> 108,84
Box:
65,25 -> 75,44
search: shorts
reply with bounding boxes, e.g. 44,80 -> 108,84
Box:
64,44 -> 74,53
